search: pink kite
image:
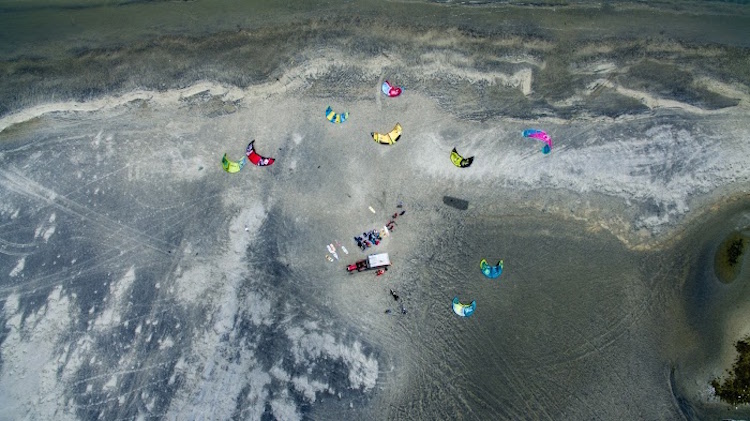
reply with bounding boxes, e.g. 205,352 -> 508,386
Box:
381,80 -> 402,97
522,129 -> 552,154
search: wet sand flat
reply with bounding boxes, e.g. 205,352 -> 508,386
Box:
1,1 -> 750,420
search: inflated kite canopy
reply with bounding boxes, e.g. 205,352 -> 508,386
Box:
452,297 -> 476,317
371,123 -> 402,145
522,129 -> 553,154
325,106 -> 349,124
245,140 -> 275,167
381,80 -> 402,97
480,259 -> 503,279
450,147 -> 474,168
222,153 -> 247,173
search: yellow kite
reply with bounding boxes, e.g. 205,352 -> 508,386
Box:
371,123 -> 402,145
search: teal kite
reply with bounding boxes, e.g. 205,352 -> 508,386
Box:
480,259 -> 503,279
452,297 -> 476,317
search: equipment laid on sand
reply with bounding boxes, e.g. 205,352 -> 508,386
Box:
371,123 -> 402,145
246,140 -> 275,166
346,253 -> 391,273
326,106 -> 349,124
522,129 -> 553,154
327,243 -> 339,260
452,297 -> 476,317
381,80 -> 403,97
480,259 -> 503,279
443,196 -> 469,210
222,153 -> 247,173
450,147 -> 474,168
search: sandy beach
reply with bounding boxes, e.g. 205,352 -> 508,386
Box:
1,1 -> 750,420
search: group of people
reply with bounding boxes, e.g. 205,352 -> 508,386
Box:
351,204 -> 409,314
354,229 -> 384,250
352,209 -> 407,251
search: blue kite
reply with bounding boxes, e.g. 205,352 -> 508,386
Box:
452,297 -> 476,317
480,259 -> 503,279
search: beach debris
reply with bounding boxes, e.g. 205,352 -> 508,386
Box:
325,106 -> 349,124
452,297 -> 476,317
480,259 -> 504,279
381,80 -> 403,97
221,153 -> 247,173
368,206 -> 376,214
371,123 -> 402,145
326,243 -> 339,260
246,140 -> 275,166
522,129 -> 553,154
450,147 -> 474,168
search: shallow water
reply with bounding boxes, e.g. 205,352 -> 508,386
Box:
1,0 -> 749,117
2,0 -> 749,60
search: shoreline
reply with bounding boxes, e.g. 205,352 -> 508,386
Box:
2,78 -> 749,252
1,3 -> 749,117
2,65 -> 749,133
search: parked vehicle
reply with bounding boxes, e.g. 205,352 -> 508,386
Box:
346,253 -> 391,273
